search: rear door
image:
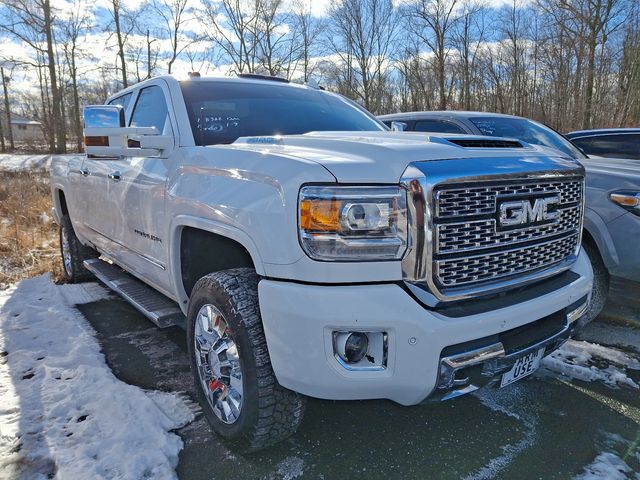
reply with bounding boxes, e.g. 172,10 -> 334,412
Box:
105,82 -> 176,293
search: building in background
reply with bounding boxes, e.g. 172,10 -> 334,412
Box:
0,110 -> 43,144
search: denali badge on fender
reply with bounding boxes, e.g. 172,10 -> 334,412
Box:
498,195 -> 560,228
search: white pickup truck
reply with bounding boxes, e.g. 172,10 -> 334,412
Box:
50,74 -> 592,451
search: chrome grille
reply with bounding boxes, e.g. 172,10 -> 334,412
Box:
436,234 -> 579,287
436,179 -> 582,218
433,177 -> 583,290
437,206 -> 581,254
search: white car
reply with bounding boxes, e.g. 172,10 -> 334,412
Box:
50,74 -> 593,451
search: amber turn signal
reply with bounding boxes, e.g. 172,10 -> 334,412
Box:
300,198 -> 341,232
610,193 -> 640,208
84,136 -> 109,147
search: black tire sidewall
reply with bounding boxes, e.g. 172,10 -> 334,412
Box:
582,242 -> 610,325
186,276 -> 261,442
60,215 -> 78,282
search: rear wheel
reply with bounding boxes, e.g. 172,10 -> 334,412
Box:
59,214 -> 97,283
187,268 -> 306,452
580,242 -> 610,327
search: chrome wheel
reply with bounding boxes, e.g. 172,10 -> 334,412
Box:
61,226 -> 72,275
194,304 -> 243,424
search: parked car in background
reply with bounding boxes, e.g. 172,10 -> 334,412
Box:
379,111 -> 640,324
565,128 -> 640,160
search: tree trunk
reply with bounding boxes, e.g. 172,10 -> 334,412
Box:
43,0 -> 66,153
113,0 -> 128,88
583,37 -> 597,129
1,68 -> 14,150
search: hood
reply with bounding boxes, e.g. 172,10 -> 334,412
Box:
228,131 -> 576,183
581,155 -> 640,178
580,156 -> 640,193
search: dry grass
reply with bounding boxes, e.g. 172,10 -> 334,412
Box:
0,171 -> 63,287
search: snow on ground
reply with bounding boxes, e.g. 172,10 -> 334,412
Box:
0,154 -> 82,172
541,339 -> 640,389
575,452 -> 635,480
0,275 -> 197,479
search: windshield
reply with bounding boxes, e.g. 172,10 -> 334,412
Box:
180,81 -> 386,146
470,116 -> 587,159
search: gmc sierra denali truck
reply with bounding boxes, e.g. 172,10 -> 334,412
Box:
50,74 -> 593,451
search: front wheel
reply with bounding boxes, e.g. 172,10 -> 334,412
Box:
186,268 -> 306,452
580,242 -> 610,327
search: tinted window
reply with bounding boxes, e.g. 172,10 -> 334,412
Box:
571,134 -> 640,160
180,81 -> 385,146
107,92 -> 133,110
414,119 -> 466,134
470,117 -> 586,159
129,86 -> 169,133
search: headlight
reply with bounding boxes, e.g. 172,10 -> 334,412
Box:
299,185 -> 407,261
610,191 -> 640,216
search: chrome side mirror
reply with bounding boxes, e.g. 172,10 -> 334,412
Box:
83,105 -> 125,128
391,121 -> 407,132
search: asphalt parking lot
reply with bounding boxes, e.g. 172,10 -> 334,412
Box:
77,282 -> 640,480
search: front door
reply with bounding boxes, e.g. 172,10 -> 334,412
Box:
106,83 -> 176,294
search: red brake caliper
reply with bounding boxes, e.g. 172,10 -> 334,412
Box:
208,378 -> 225,393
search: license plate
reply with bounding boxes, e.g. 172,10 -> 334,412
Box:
500,348 -> 545,388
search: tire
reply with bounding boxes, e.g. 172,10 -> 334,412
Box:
580,242 -> 610,327
59,214 -> 98,283
186,268 -> 306,452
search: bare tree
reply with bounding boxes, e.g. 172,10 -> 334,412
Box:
151,0 -> 199,74
202,0 -> 262,74
291,0 -> 323,82
60,0 -> 91,151
1,67 -> 15,150
1,0 -> 66,152
327,0 -> 399,112
405,0 -> 460,110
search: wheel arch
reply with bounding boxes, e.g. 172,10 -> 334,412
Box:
582,207 -> 618,271
170,216 -> 265,310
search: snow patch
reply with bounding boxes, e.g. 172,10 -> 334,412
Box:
541,340 -> 640,389
57,281 -> 113,305
272,456 -> 305,480
575,452 -> 632,480
0,275 -> 195,479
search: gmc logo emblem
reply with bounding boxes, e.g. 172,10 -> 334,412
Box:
498,195 -> 560,228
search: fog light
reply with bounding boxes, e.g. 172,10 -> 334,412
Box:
335,332 -> 369,364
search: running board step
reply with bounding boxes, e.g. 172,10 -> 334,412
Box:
84,258 -> 184,328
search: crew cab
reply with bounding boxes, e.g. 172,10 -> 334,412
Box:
50,75 -> 593,451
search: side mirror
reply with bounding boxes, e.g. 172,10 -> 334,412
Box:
84,105 -> 125,128
391,121 -> 407,132
83,105 -> 173,159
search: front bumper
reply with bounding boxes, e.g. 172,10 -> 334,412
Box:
258,249 -> 593,406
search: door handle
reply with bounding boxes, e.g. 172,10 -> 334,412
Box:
79,168 -> 89,177
108,171 -> 121,181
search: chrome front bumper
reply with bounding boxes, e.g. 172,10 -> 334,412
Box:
433,295 -> 590,401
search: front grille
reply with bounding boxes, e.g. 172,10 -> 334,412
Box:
436,234 -> 578,287
436,179 -> 582,218
433,177 -> 583,290
437,205 -> 581,254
